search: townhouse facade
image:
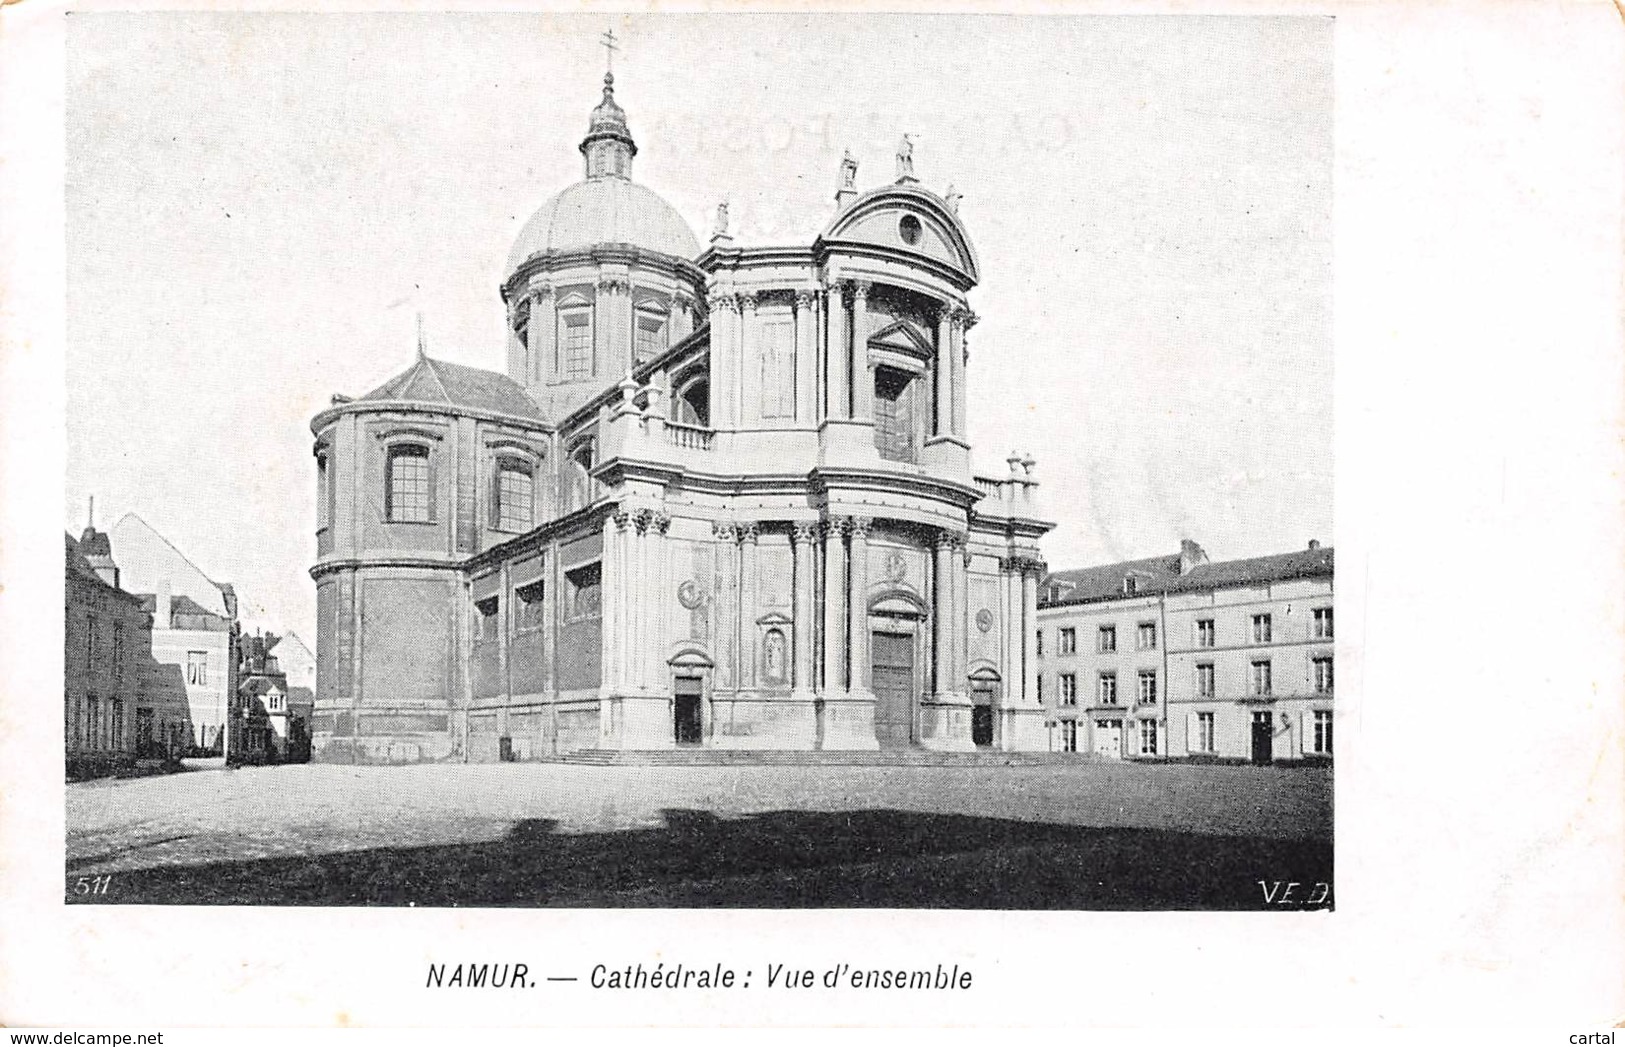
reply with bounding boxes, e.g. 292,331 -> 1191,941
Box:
1037,540 -> 1334,764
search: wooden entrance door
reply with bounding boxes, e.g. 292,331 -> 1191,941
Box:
871,631 -> 914,749
674,676 -> 704,746
1251,711 -> 1273,765
971,685 -> 995,747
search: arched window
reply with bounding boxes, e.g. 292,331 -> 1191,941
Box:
671,374 -> 710,428
492,456 -> 535,533
565,437 -> 596,512
385,443 -> 433,523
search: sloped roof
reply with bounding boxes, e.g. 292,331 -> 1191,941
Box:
358,355 -> 547,423
1042,546 -> 1334,608
65,533 -> 143,603
134,592 -> 232,624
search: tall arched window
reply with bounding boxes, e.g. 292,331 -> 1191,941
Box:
385,443 -> 433,523
492,456 -> 535,533
671,373 -> 710,427
565,437 -> 596,512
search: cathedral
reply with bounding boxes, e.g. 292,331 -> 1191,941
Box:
308,63 -> 1053,763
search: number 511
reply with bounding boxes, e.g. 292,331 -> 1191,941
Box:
72,875 -> 111,896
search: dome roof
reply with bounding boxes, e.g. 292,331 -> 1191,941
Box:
506,177 -> 700,272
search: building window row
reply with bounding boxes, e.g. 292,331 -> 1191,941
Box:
1059,673 -> 1077,706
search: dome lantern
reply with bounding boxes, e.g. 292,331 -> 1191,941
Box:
580,71 -> 637,180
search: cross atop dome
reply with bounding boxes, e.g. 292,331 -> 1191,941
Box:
580,29 -> 638,179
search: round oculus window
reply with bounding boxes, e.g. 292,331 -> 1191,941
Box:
898,214 -> 922,246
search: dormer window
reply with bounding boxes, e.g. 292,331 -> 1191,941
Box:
1123,575 -> 1138,594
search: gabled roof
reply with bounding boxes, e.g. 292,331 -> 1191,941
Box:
1042,546 -> 1334,608
358,355 -> 547,423
134,592 -> 232,624
65,533 -> 143,603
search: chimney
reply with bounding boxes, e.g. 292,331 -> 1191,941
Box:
155,579 -> 172,630
1308,539 -> 1321,550
1179,538 -> 1209,575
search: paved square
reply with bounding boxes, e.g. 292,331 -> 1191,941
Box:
66,760 -> 1331,908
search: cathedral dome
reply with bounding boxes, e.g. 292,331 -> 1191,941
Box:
505,71 -> 699,273
506,177 -> 700,271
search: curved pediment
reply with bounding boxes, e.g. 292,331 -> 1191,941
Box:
818,185 -> 980,286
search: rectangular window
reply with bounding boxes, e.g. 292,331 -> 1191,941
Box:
873,367 -> 914,462
1059,627 -> 1076,655
1137,669 -> 1157,705
386,444 -> 433,523
112,622 -> 124,677
1197,618 -> 1216,648
475,596 -> 500,642
635,314 -> 665,363
111,699 -> 124,749
1252,613 -> 1273,643
1139,718 -> 1158,756
1137,621 -> 1157,650
1059,720 -> 1078,753
515,580 -> 546,631
1036,675 -> 1044,703
495,460 -> 534,532
87,696 -> 100,750
1059,673 -> 1077,706
759,318 -> 796,419
1314,656 -> 1334,694
561,311 -> 592,379
1098,672 -> 1117,705
1197,711 -> 1216,753
1251,659 -> 1272,696
1314,607 -> 1334,640
1097,625 -> 1116,653
1035,630 -> 1044,657
566,562 -> 602,620
85,614 -> 96,672
1312,710 -> 1334,755
1197,662 -> 1215,698
186,651 -> 208,687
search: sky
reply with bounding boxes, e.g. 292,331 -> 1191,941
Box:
63,12 -> 1332,641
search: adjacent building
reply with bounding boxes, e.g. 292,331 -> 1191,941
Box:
110,513 -> 241,756
235,633 -> 311,764
64,527 -> 152,775
308,67 -> 1054,763
1037,540 -> 1333,764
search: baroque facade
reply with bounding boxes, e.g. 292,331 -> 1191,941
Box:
1036,541 -> 1334,764
309,69 -> 1053,763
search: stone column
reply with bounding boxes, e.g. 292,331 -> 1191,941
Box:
712,521 -> 739,695
820,516 -> 847,695
667,293 -> 687,350
1003,557 -> 1021,704
934,306 -> 952,437
953,537 -> 971,695
851,282 -> 873,423
847,516 -> 873,696
645,511 -> 671,695
533,284 -> 556,386
1022,558 -> 1040,705
793,291 -> 817,425
736,292 -> 755,429
932,532 -> 954,697
707,293 -> 737,428
952,309 -> 973,439
791,523 -> 818,699
824,283 -> 848,420
738,522 -> 760,690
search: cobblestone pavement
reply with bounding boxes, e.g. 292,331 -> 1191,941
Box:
65,761 -> 1332,907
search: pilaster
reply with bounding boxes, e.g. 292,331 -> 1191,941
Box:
707,293 -> 738,428
738,521 -> 760,691
790,523 -> 818,700
793,291 -> 817,425
847,516 -> 873,697
532,282 -> 556,386
819,516 -> 847,697
824,283 -> 849,420
851,282 -> 873,423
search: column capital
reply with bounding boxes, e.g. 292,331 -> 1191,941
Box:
850,280 -> 871,304
612,507 -> 633,531
596,276 -> 631,295
738,291 -> 760,313
821,515 -> 850,539
673,290 -> 696,311
848,515 -> 873,540
791,522 -> 820,546
711,520 -> 739,541
528,279 -> 555,299
650,510 -> 672,535
707,292 -> 739,313
793,289 -> 816,313
737,521 -> 761,544
632,508 -> 653,534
